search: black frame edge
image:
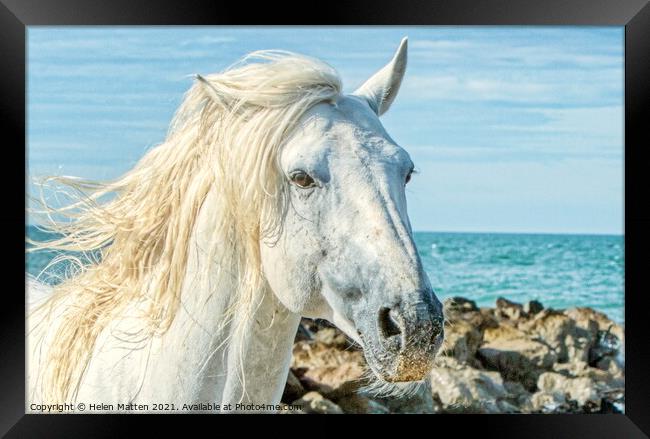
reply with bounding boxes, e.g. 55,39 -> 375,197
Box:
1,0 -> 649,437
0,0 -> 648,25
625,0 -> 650,436
0,0 -> 26,436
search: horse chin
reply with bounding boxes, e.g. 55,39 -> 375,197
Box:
359,348 -> 435,399
365,350 -> 434,383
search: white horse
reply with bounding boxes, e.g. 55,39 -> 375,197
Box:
26,37 -> 444,413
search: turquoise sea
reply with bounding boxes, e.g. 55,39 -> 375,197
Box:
26,227 -> 625,324
415,232 -> 624,325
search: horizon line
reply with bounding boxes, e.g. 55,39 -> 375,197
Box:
413,229 -> 624,236
25,223 -> 623,237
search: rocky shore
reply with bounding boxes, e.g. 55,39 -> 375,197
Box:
281,297 -> 624,414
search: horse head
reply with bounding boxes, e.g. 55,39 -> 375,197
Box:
261,38 -> 445,384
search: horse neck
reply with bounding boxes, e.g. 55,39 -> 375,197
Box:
147,187 -> 300,408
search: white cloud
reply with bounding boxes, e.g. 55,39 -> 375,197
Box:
400,74 -> 554,103
180,36 -> 237,46
409,37 -> 621,68
410,39 -> 473,50
489,106 -> 624,155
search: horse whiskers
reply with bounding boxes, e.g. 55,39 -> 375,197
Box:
357,366 -> 428,400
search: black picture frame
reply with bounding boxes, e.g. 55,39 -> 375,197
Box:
2,0 -> 649,436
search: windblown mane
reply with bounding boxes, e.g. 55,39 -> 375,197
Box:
28,50 -> 342,403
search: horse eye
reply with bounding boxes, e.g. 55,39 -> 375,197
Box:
405,170 -> 413,184
290,171 -> 315,188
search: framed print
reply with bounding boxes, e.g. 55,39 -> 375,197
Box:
1,0 -> 649,436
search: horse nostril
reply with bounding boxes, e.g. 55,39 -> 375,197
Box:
379,307 -> 402,339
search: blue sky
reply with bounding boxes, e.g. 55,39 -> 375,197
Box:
27,27 -> 624,234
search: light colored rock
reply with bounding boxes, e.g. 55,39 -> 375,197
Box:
519,309 -> 595,363
562,308 -> 599,339
563,308 -> 624,366
444,297 -> 479,313
537,372 -> 600,407
433,355 -> 466,369
552,360 -> 624,394
313,327 -> 351,349
496,297 -> 526,321
553,360 -> 585,377
443,298 -> 498,333
430,362 -> 509,413
483,323 -> 527,343
441,319 -> 482,363
292,391 -> 344,414
565,334 -> 592,363
478,337 -> 557,389
528,391 -> 567,413
564,307 -> 624,341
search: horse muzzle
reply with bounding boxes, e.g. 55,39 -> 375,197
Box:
360,291 -> 445,382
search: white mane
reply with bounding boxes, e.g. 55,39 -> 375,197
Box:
28,50 -> 342,404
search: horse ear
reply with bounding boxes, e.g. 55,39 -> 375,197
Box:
352,37 -> 408,116
195,74 -> 227,107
